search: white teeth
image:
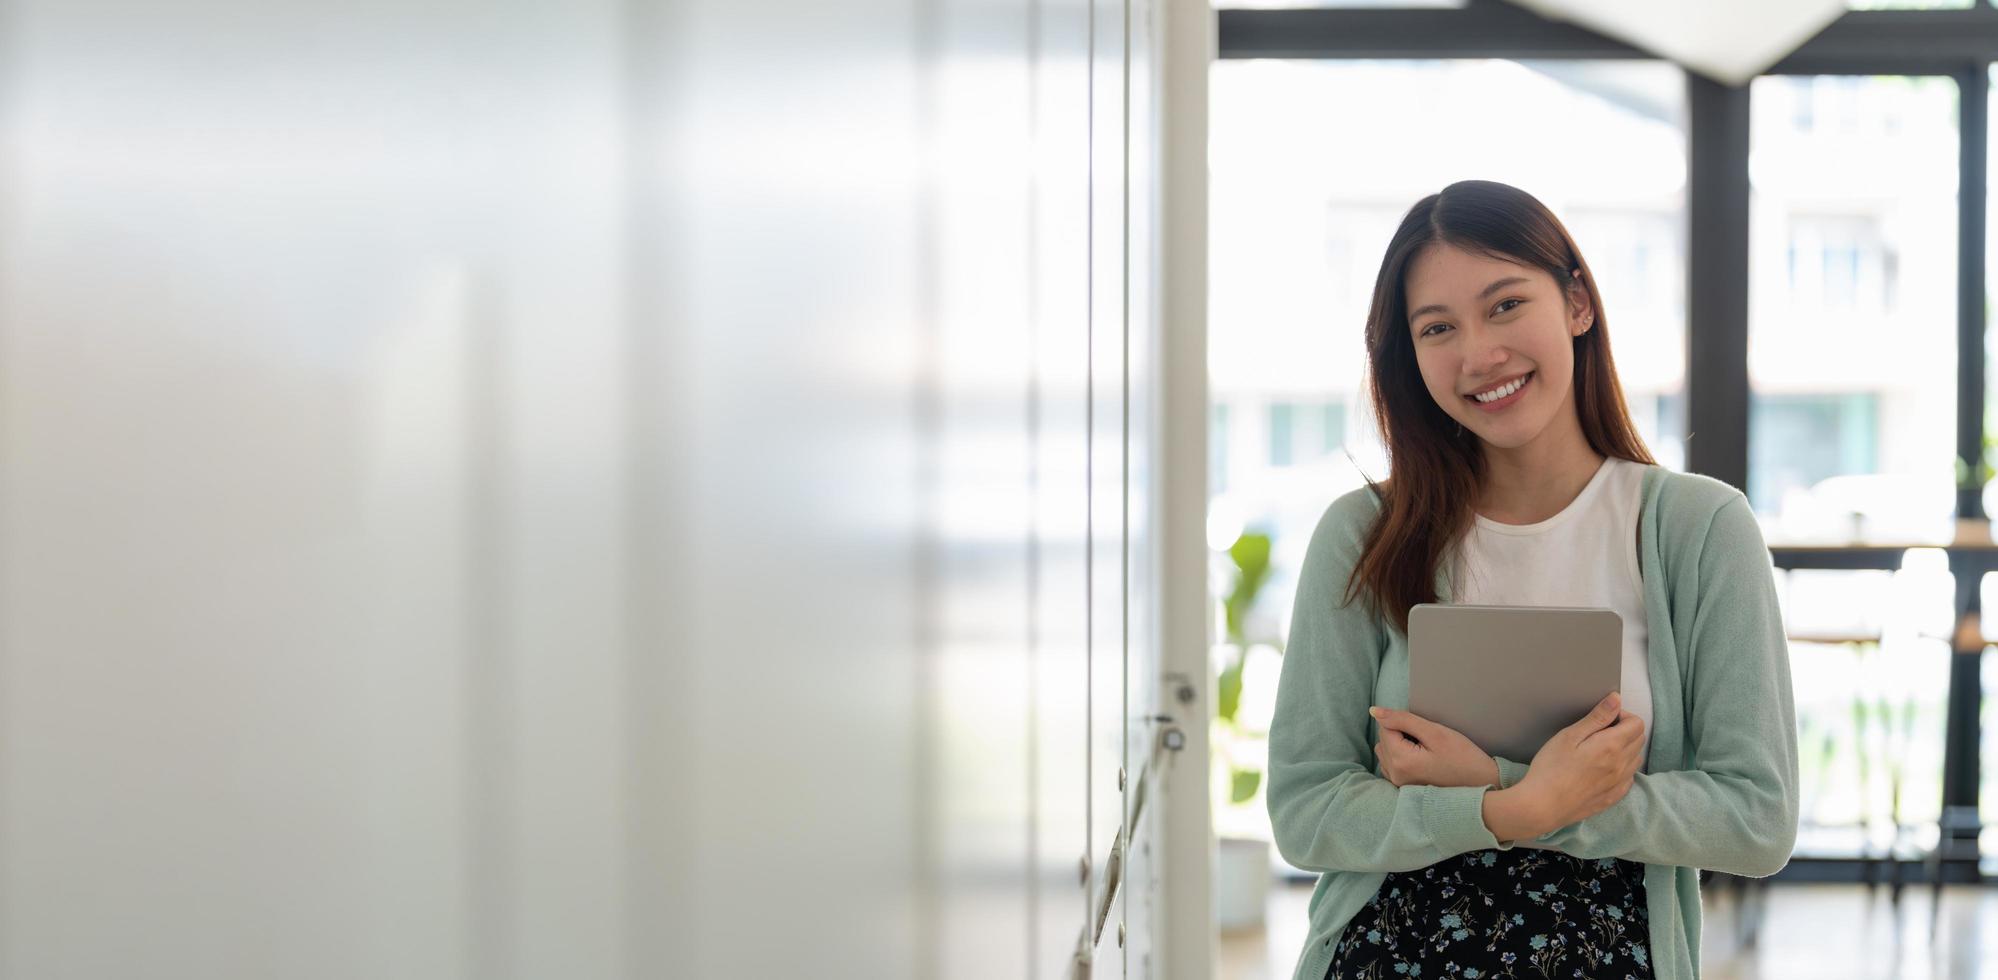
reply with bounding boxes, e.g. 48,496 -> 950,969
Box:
1473,374 -> 1529,404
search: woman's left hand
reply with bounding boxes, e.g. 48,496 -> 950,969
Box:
1370,706 -> 1500,789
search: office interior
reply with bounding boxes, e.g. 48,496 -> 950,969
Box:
6,1 -> 1998,979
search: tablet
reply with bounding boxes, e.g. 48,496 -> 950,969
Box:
1405,603 -> 1622,763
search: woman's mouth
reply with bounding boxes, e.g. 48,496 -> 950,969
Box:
1466,371 -> 1533,412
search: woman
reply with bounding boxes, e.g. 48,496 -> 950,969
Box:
1266,180 -> 1799,980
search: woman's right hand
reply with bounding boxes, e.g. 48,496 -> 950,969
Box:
1513,692 -> 1646,835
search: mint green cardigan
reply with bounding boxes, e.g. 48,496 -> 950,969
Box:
1267,464 -> 1799,980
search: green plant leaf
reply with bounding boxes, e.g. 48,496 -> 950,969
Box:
1230,767 -> 1262,804
1228,532 -> 1270,576
1217,655 -> 1243,723
1223,531 -> 1272,646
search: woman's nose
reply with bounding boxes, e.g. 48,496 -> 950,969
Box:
1462,332 -> 1509,373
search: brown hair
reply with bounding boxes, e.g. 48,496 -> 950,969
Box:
1347,180 -> 1656,634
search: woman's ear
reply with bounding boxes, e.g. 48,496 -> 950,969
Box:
1567,268 -> 1594,336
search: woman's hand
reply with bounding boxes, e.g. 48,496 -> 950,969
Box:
1513,692 -> 1646,832
1369,706 -> 1501,789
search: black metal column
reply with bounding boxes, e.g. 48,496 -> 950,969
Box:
1958,62 -> 1988,522
1943,549 -> 1983,859
1685,74 -> 1752,493
1939,64 -> 1990,879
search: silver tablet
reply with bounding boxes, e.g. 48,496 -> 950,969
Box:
1405,603 -> 1622,763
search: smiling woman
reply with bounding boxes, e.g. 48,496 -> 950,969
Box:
1265,180 -> 1799,980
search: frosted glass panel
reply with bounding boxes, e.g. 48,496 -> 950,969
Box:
0,0 -> 1177,978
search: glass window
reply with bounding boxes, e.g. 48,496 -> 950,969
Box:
1265,399 -> 1346,468
1321,401 -> 1346,455
1749,74 -> 1959,544
1787,556 -> 1954,860
1749,394 -> 1880,518
1268,402 -> 1295,467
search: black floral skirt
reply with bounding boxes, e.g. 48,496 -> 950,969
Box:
1325,848 -> 1654,980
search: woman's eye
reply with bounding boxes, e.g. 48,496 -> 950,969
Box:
1494,298 -> 1523,315
1420,322 -> 1450,338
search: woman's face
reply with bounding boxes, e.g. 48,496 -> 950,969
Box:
1402,242 -> 1592,452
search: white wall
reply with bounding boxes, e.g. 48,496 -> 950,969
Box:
0,0 -> 1207,977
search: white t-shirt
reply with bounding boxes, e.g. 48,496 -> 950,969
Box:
1448,456 -> 1653,764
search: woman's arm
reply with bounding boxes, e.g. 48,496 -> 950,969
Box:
1520,496 -> 1801,876
1372,697 -> 1643,850
1266,494 -> 1519,874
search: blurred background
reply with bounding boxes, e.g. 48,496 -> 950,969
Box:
4,0 -> 1998,978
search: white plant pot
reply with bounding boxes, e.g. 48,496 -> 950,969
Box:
1215,835 -> 1271,932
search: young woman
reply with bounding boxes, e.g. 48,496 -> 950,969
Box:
1266,180 -> 1799,980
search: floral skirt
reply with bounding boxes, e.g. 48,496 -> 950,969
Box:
1325,848 -> 1653,980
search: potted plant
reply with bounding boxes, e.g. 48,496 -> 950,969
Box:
1213,529 -> 1281,932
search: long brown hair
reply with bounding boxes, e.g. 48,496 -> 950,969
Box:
1347,180 -> 1656,634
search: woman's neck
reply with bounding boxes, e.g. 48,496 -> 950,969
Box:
1475,416 -> 1606,525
